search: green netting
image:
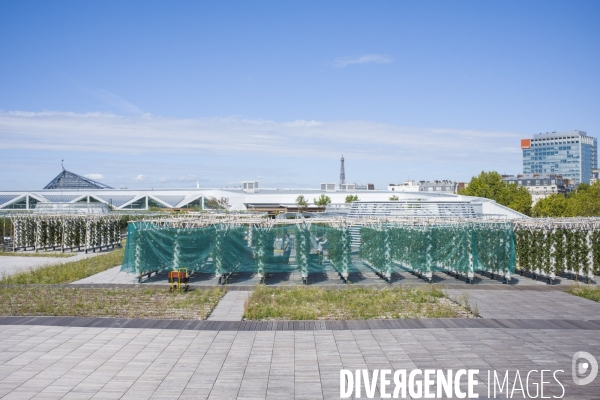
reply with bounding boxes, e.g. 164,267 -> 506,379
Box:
359,226 -> 393,278
359,222 -> 515,278
472,222 -> 515,275
316,225 -> 354,278
122,222 -> 330,277
122,220 -> 517,278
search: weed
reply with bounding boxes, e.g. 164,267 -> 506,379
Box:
0,286 -> 225,319
0,251 -> 75,258
566,284 -> 600,303
447,290 -> 480,317
244,286 -> 475,320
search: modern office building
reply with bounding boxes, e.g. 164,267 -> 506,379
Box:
502,174 -> 568,204
521,130 -> 597,185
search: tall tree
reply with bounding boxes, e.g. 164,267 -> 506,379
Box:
532,194 -> 569,217
296,195 -> 308,211
459,171 -> 532,216
505,184 -> 533,216
345,195 -> 359,203
566,182 -> 600,216
314,194 -> 332,207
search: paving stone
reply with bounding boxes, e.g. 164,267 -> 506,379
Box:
2,286 -> 600,398
0,252 -> 102,278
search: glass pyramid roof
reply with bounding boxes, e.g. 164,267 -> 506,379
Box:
44,170 -> 112,190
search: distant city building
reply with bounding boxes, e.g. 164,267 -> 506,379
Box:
521,130 -> 597,185
355,183 -> 375,191
502,174 -> 568,204
418,180 -> 459,194
320,183 -> 336,192
336,183 -> 375,191
591,169 -> 600,185
388,180 -> 419,192
388,180 -> 465,193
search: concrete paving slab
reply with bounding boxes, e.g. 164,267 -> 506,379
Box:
446,288 -> 600,319
207,292 -> 251,321
71,266 -> 138,285
0,325 -> 598,399
0,252 -> 101,278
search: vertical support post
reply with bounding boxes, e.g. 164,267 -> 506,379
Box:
383,225 -> 392,281
12,218 -> 16,252
468,225 -> 474,283
35,219 -> 42,252
549,228 -> 556,281
586,229 -> 594,282
340,227 -> 351,280
85,219 -> 91,253
254,227 -> 265,280
424,226 -> 433,282
60,218 -> 64,252
172,230 -> 180,272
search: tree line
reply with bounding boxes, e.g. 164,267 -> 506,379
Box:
459,171 -> 600,217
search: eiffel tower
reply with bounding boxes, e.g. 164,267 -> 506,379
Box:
340,155 -> 345,187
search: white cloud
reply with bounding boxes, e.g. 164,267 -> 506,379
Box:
0,111 -> 522,167
84,173 -> 104,181
333,54 -> 393,68
132,174 -> 146,181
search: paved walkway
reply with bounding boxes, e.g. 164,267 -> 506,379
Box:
0,252 -> 100,278
2,315 -> 599,331
446,289 -> 600,319
207,291 -> 251,321
0,324 -> 598,399
1,285 -> 600,398
71,266 -> 137,285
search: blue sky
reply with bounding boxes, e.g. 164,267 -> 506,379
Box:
1,1 -> 599,190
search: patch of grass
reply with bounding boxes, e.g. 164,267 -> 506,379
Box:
566,284 -> 600,303
244,286 -> 475,320
0,286 -> 225,319
0,251 -> 75,258
0,248 -> 125,284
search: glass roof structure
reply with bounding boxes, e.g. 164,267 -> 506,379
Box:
44,169 -> 112,190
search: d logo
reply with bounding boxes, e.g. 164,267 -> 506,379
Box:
572,351 -> 598,386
